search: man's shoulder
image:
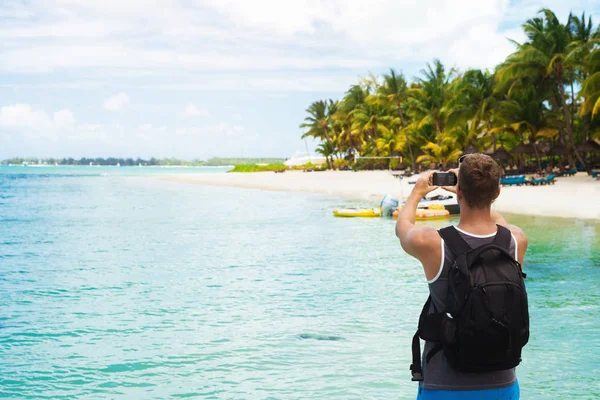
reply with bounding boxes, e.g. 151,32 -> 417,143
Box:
410,226 -> 442,253
504,223 -> 527,241
503,224 -> 528,260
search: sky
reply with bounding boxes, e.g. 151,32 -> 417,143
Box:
1,0 -> 599,160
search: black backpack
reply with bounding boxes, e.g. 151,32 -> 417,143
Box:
410,225 -> 529,381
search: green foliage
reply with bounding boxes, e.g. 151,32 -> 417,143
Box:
353,158 -> 390,171
299,8 -> 600,171
289,162 -> 327,171
203,158 -> 285,166
230,164 -> 287,172
333,158 -> 351,170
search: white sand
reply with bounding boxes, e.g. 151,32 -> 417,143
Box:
162,171 -> 600,220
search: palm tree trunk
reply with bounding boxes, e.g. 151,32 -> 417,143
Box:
532,135 -> 542,172
554,67 -> 584,168
570,81 -> 576,136
556,74 -> 586,169
487,118 -> 496,151
323,132 -> 333,149
548,93 -> 566,144
583,114 -> 590,141
396,101 -> 415,171
582,72 -> 590,141
368,127 -> 377,157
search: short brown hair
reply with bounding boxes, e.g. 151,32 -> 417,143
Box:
458,154 -> 502,208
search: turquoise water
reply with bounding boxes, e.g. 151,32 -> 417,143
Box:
0,165 -> 231,176
1,167 -> 599,398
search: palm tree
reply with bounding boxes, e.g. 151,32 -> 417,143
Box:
567,12 -> 599,85
377,69 -> 416,170
567,12 -> 598,139
350,98 -> 396,156
315,141 -> 335,169
570,14 -> 600,140
300,100 -> 334,145
581,48 -> 600,118
409,60 -> 456,143
374,127 -> 405,169
416,137 -> 463,168
497,9 -> 586,167
335,85 -> 369,161
300,100 -> 338,168
296,8 -> 598,171
491,88 -> 560,170
449,69 -> 500,150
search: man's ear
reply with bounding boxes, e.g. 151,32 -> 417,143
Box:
493,186 -> 501,201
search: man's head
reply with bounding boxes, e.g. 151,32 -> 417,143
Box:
457,154 -> 503,209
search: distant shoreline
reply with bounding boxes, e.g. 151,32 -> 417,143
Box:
162,170 -> 600,221
0,164 -> 233,169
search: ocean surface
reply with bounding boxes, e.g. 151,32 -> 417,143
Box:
1,166 -> 599,399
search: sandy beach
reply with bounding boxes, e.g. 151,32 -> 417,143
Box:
163,171 -> 600,220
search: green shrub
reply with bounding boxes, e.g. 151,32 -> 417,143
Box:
333,159 -> 350,170
354,158 -> 389,170
389,158 -> 400,170
289,162 -> 327,171
230,164 -> 287,172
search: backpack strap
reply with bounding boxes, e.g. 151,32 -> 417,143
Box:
410,330 -> 423,381
439,226 -> 472,256
410,296 -> 445,381
410,296 -> 432,381
493,225 -> 512,250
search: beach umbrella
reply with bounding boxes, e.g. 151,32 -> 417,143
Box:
576,140 -> 600,153
535,141 -> 551,154
549,143 -> 570,155
512,142 -> 536,154
463,145 -> 478,155
484,145 -> 497,156
491,146 -> 511,160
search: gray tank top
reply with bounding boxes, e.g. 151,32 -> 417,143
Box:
422,226 -> 518,390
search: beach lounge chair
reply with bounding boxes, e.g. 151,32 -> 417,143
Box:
528,174 -> 556,186
500,176 -> 527,186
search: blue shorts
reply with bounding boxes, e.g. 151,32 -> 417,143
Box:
417,380 -> 519,400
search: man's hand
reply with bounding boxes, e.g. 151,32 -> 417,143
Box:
413,170 -> 440,198
396,169 -> 443,281
442,168 -> 459,194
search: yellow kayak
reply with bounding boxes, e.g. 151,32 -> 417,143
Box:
333,208 -> 382,218
392,208 -> 450,220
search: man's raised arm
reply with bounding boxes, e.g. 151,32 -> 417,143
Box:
396,171 -> 443,280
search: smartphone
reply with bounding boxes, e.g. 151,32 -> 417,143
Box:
432,172 -> 457,186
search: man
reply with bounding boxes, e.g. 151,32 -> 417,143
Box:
396,154 -> 528,400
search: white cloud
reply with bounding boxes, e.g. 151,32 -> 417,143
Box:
209,122 -> 245,137
3,0 -> 594,86
175,122 -> 245,138
103,92 -> 130,112
0,104 -> 77,140
53,109 -> 76,129
182,104 -> 209,118
0,104 -> 52,130
446,26 -> 525,70
1,0 -> 600,158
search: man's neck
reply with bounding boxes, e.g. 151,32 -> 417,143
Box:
457,205 -> 497,235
